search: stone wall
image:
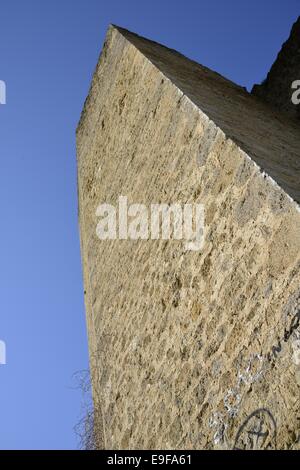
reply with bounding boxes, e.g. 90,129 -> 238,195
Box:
252,17 -> 300,121
77,25 -> 300,449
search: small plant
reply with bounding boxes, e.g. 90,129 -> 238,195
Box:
72,369 -> 105,450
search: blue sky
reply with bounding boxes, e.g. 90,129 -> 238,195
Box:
0,0 -> 299,450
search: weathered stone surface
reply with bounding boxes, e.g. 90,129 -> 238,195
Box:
77,25 -> 300,449
252,17 -> 300,121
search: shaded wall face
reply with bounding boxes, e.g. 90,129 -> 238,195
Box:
252,17 -> 300,121
77,29 -> 300,450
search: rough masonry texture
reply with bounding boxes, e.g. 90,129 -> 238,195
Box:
77,24 -> 300,450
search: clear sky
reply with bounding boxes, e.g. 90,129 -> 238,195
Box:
0,0 -> 299,450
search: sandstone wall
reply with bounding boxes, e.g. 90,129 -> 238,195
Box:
77,26 -> 300,450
